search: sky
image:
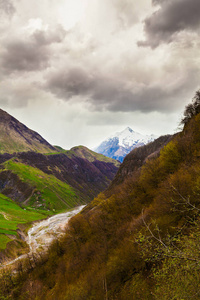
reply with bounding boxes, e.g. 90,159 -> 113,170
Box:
0,0 -> 200,149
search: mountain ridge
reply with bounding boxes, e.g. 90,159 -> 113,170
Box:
95,127 -> 157,162
0,108 -> 57,154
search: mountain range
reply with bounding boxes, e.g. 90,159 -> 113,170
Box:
0,108 -> 119,256
95,127 -> 157,162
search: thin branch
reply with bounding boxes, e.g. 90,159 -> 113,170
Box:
171,185 -> 200,212
141,209 -> 168,249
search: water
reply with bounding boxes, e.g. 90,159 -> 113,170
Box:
27,205 -> 85,252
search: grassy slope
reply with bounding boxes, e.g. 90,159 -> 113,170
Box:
0,160 -> 82,249
0,146 -> 119,250
3,160 -> 81,211
0,125 -> 57,154
0,132 -> 52,154
0,193 -> 50,250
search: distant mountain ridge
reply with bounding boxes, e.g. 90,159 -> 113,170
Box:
95,127 -> 157,162
0,107 -> 120,204
0,108 -> 57,154
0,146 -> 120,206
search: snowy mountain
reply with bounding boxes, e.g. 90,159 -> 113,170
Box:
95,127 -> 157,162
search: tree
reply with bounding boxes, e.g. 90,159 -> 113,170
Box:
181,89 -> 200,126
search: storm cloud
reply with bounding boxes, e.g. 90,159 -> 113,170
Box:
46,65 -> 198,113
1,40 -> 50,72
139,0 -> 200,48
0,0 -> 199,149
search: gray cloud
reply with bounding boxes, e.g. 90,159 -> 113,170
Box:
0,0 -> 15,17
152,0 -> 164,5
1,26 -> 66,73
46,66 -> 199,113
1,40 -> 50,72
1,0 -> 200,148
32,25 -> 66,46
138,0 -> 200,48
46,68 -> 94,98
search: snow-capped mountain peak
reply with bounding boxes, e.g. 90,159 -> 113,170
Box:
95,127 -> 157,162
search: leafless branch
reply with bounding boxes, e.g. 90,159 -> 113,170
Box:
141,209 -> 168,249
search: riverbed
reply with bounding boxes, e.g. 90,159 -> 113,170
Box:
1,205 -> 85,269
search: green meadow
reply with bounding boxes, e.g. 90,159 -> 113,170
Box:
0,160 -> 82,249
0,193 -> 50,249
3,160 -> 81,211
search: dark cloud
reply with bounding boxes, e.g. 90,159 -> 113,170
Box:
47,68 -> 94,98
46,67 -> 199,113
1,40 -> 50,72
1,26 -> 66,73
0,0 -> 15,17
138,0 -> 200,48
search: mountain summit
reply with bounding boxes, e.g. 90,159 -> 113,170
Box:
0,108 -> 56,154
95,127 -> 157,162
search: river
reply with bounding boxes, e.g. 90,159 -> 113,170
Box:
1,205 -> 85,269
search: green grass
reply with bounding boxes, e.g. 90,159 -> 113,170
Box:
0,125 -> 56,154
0,235 -> 12,250
0,193 -> 51,249
3,160 -> 81,211
0,160 -> 83,250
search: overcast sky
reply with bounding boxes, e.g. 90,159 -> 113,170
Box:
0,0 -> 200,149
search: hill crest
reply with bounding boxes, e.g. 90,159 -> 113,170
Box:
0,108 -> 57,154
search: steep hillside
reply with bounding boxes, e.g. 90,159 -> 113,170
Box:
0,158 -> 81,253
1,159 -> 79,210
0,109 -> 56,154
0,146 -> 119,254
95,127 -> 156,162
6,93 -> 200,299
108,134 -> 173,189
0,147 -> 119,259
0,147 -> 119,204
0,108 -> 119,205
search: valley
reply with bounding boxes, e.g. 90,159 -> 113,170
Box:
0,0 -> 198,298
2,91 -> 200,299
0,109 -> 119,256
